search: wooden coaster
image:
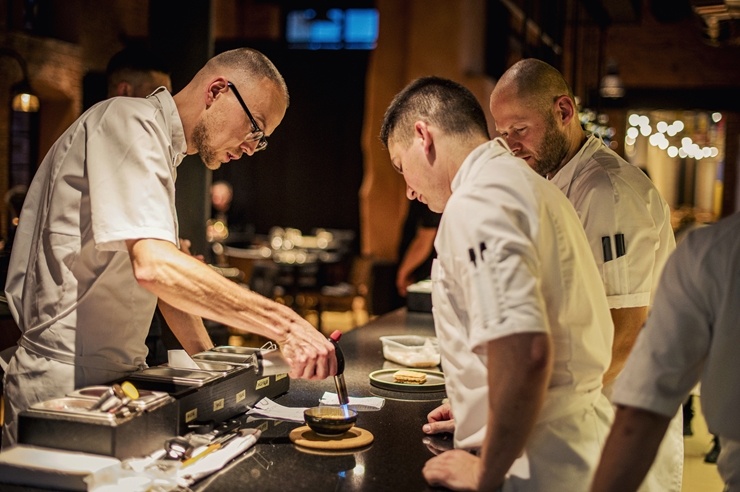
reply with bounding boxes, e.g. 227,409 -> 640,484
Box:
289,426 -> 374,450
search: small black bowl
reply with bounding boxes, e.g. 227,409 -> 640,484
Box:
304,406 -> 358,437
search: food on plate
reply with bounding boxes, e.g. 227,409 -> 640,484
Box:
392,370 -> 427,384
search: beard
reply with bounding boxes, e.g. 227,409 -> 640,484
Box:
531,116 -> 569,178
192,119 -> 222,170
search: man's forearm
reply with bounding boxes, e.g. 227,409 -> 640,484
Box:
591,406 -> 671,492
128,238 -> 300,344
479,334 -> 553,488
604,306 -> 648,385
397,227 -> 437,294
157,298 -> 214,355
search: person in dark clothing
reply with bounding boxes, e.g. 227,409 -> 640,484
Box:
391,199 -> 441,309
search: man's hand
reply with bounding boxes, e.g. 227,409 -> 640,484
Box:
423,449 -> 488,491
423,402 -> 456,434
396,271 -> 414,297
277,318 -> 337,380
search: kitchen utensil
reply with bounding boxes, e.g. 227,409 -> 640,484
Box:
89,384 -> 125,411
328,331 -> 349,408
303,406 -> 357,436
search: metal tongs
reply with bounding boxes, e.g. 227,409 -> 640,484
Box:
88,381 -> 140,415
246,341 -> 291,377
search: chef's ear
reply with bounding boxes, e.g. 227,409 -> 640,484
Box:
114,81 -> 134,97
206,78 -> 229,107
555,95 -> 577,126
414,121 -> 434,155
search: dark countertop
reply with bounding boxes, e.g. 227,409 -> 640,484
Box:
2,309 -> 450,492
193,308 -> 448,492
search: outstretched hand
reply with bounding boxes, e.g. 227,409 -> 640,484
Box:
278,319 -> 337,380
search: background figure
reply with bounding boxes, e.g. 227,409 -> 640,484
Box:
207,180 -> 234,243
381,76 -> 614,492
208,180 -> 255,247
489,58 -> 680,492
2,185 -> 28,257
391,198 -> 440,309
106,46 -> 172,98
591,212 -> 740,491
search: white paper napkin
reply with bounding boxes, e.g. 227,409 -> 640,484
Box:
246,398 -> 307,423
178,429 -> 261,485
319,392 -> 385,411
168,350 -> 200,369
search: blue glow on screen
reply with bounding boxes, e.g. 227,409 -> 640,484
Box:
286,8 -> 379,50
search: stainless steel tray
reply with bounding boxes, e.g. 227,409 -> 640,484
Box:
127,366 -> 223,386
165,359 -> 238,373
67,385 -> 171,410
28,397 -> 120,423
192,351 -> 255,366
210,345 -> 260,355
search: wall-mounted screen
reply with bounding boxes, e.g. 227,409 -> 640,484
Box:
286,8 -> 379,50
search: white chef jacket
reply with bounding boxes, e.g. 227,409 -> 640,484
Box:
550,135 -> 675,309
613,213 -> 740,488
550,135 -> 681,491
2,88 -> 184,447
432,140 -> 614,491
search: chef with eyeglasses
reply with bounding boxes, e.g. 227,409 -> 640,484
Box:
2,47 -> 336,449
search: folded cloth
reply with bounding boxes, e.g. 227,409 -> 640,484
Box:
246,397 -> 307,423
319,392 -> 385,411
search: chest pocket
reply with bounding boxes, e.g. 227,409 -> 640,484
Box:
601,254 -> 630,297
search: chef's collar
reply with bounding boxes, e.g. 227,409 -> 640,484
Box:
451,139 -> 511,193
549,134 -> 605,195
147,86 -> 187,166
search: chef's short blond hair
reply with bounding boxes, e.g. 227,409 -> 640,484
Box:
201,48 -> 289,106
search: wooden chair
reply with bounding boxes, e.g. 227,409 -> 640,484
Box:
317,256 -> 372,332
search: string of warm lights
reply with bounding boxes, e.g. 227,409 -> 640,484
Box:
578,102 -> 616,147
625,112 -> 721,160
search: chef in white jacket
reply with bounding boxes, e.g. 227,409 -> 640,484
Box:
489,59 -> 680,492
380,76 -> 614,491
2,48 -> 336,449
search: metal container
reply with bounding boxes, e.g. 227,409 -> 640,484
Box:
67,386 -> 171,411
166,359 -> 238,373
28,397 -> 119,422
192,352 -> 254,366
18,391 -> 177,459
127,366 -> 224,386
210,345 -> 261,355
127,363 -> 290,435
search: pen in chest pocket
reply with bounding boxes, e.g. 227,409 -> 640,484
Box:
601,236 -> 613,263
615,233 -> 626,257
468,242 -> 488,267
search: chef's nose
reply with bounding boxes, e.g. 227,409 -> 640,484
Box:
502,134 -> 520,153
406,186 -> 419,201
241,140 -> 259,156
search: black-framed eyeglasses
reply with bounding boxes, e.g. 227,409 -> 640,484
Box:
227,81 -> 268,152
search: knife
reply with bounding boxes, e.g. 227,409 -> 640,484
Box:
328,330 -> 350,410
